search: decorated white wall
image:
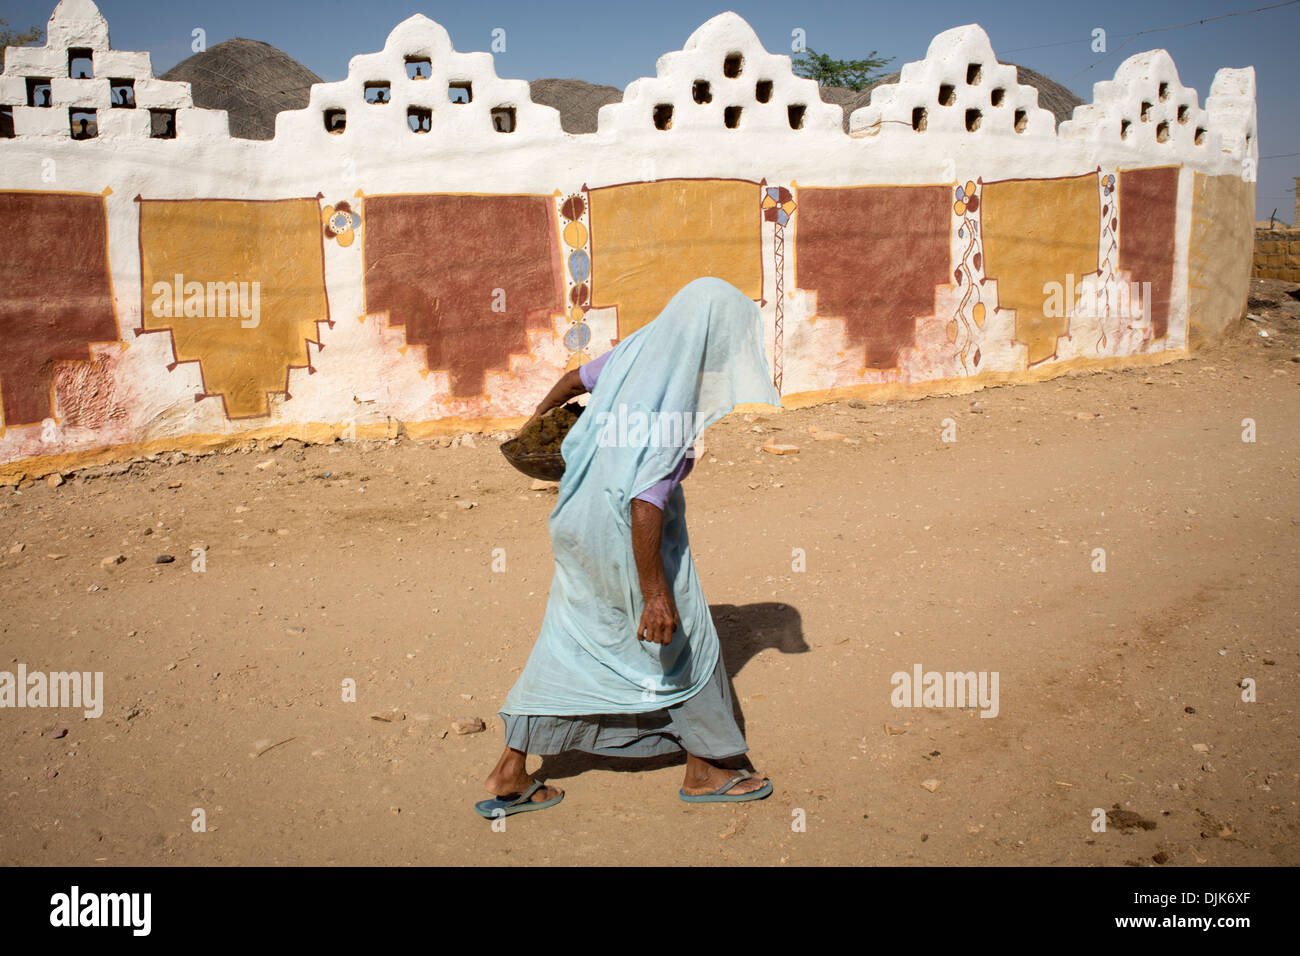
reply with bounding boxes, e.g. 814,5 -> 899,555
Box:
0,0 -> 1259,480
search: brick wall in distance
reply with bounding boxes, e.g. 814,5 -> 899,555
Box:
1253,228 -> 1300,282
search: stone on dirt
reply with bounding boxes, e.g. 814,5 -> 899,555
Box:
451,717 -> 486,735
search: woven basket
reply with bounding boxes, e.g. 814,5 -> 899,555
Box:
499,402 -> 584,481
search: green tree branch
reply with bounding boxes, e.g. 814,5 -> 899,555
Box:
1,19 -> 45,73
792,47 -> 893,91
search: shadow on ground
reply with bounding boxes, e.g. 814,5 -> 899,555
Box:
532,601 -> 809,782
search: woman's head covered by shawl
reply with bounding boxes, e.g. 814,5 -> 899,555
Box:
558,277 -> 782,511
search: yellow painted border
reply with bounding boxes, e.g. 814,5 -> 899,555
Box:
777,348 -> 1187,409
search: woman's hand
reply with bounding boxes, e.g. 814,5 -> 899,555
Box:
637,588 -> 679,645
524,369 -> 586,434
631,499 -> 676,645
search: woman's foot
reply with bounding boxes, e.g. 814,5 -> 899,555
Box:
485,748 -> 562,803
681,754 -> 768,797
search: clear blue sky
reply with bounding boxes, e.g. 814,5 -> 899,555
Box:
3,0 -> 1297,219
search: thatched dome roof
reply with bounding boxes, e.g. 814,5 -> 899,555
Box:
528,78 -> 624,134
161,38 -> 322,140
820,64 -> 1084,132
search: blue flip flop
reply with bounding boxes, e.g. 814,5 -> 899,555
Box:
679,770 -> 774,803
474,779 -> 564,819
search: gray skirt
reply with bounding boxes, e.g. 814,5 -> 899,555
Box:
499,650 -> 746,760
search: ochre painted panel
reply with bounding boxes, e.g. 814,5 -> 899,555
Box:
981,174 -> 1100,365
587,180 -> 762,338
140,198 -> 329,419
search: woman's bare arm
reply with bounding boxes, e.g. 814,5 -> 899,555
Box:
631,498 -> 679,645
519,368 -> 586,434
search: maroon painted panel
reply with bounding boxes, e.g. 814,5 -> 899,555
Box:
0,191 -> 118,427
363,194 -> 565,395
796,185 -> 951,369
1118,166 -> 1179,342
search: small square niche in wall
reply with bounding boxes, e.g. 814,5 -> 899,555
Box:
150,108 -> 177,139
68,48 -> 94,79
405,56 -> 432,81
449,82 -> 472,104
364,82 -> 391,104
69,108 -> 98,139
491,106 -> 516,133
110,79 -> 136,108
408,106 -> 432,133
27,78 -> 52,108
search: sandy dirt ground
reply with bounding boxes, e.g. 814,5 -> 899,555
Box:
2,281 -> 1298,867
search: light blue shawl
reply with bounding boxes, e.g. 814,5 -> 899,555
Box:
502,277 -> 782,716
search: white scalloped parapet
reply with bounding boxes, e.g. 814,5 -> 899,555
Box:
1205,67 -> 1258,166
1059,50 -> 1214,159
0,0 -> 227,139
847,25 -> 1054,139
594,11 -> 842,138
10,0 -> 109,58
274,14 -> 563,146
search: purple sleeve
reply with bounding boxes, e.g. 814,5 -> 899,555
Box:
633,453 -> 696,511
578,349 -> 613,392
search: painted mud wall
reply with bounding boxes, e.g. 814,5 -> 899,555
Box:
0,0 -> 1259,479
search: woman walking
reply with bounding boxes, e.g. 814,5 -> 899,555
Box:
476,277 -> 780,818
